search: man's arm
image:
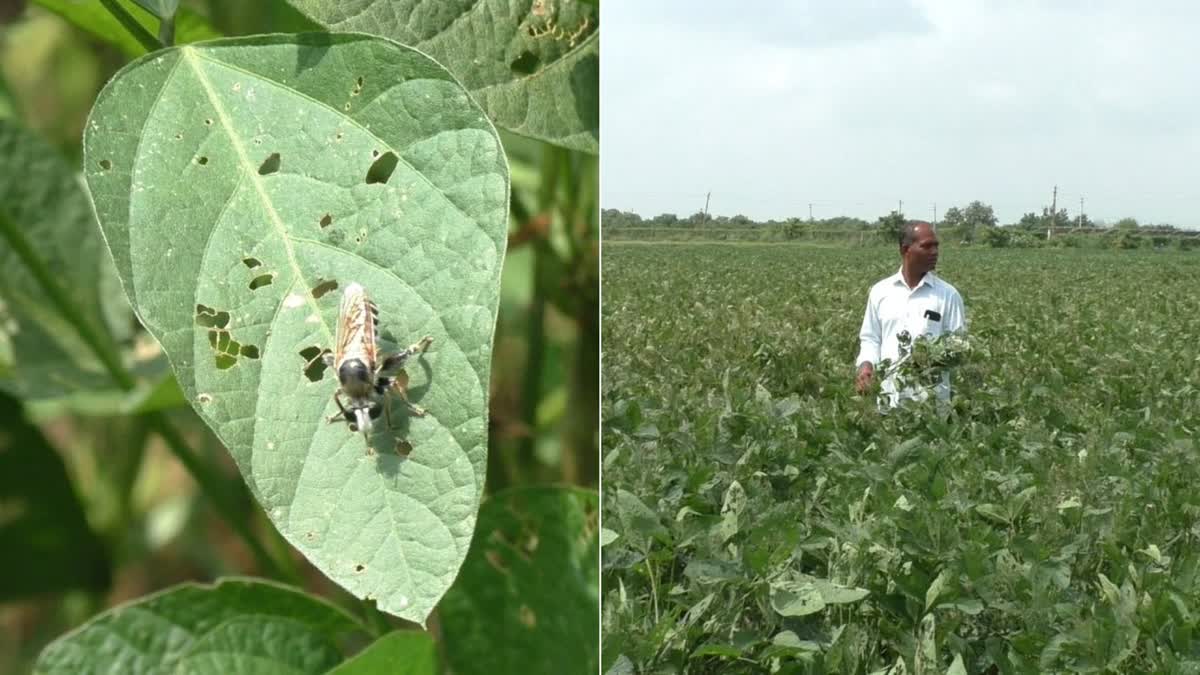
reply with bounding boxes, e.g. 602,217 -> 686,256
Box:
944,290 -> 966,334
855,292 -> 881,394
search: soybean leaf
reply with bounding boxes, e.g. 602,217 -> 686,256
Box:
0,118 -> 134,399
285,0 -> 599,154
0,391 -> 111,601
33,0 -> 221,56
326,631 -> 437,675
769,579 -> 825,617
36,578 -> 367,674
439,486 -> 599,675
83,33 -> 508,625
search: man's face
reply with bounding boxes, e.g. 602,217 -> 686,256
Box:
902,225 -> 939,274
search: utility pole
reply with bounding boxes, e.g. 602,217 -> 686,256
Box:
1048,185 -> 1057,239
1078,196 -> 1084,229
933,202 -> 938,228
808,202 -> 813,223
702,190 -> 711,225
898,199 -> 903,214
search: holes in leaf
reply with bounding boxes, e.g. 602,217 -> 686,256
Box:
257,152 -> 281,175
335,132 -> 344,142
371,149 -> 380,158
510,50 -> 539,75
395,439 -> 412,458
243,257 -> 261,269
196,156 -> 209,166
319,214 -> 333,228
197,393 -> 213,404
98,159 -> 112,170
204,118 -> 212,126
299,346 -> 330,382
366,151 -> 398,184
354,564 -> 365,573
240,344 -> 260,359
195,304 -> 230,328
249,273 -> 274,290
174,133 -> 182,140
353,76 -> 364,95
311,279 -> 338,299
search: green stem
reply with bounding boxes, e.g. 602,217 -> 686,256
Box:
158,11 -> 176,47
0,211 -> 293,582
98,0 -> 163,53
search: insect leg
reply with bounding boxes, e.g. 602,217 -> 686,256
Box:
388,370 -> 427,417
378,336 -> 433,375
327,391 -> 350,424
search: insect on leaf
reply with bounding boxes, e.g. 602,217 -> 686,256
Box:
83,33 -> 509,625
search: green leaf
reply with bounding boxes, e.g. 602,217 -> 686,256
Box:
0,119 -> 133,399
769,579 -> 825,617
83,34 -> 509,625
36,578 -> 367,674
925,569 -> 949,613
285,0 -> 599,154
945,653 -> 967,675
614,488 -> 667,549
326,631 -> 437,675
599,527 -> 618,546
439,486 -> 598,675
33,0 -> 221,56
0,391 -> 111,601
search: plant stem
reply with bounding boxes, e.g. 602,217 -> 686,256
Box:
97,0 -> 163,53
0,210 -> 293,582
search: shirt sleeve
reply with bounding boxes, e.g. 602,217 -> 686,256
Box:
944,290 -> 967,334
856,290 -> 881,367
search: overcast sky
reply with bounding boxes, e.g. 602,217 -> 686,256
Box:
601,1 -> 1200,228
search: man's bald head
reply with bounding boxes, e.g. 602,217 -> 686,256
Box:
900,220 -> 935,250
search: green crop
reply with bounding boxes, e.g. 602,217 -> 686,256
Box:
602,243 -> 1200,674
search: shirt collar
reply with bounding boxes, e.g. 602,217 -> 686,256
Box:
891,266 -> 936,291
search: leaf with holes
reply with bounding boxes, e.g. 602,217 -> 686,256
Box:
36,578 -> 368,674
286,0 -> 599,154
83,33 -> 509,625
439,487 -> 599,675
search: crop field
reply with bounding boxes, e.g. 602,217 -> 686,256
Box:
601,243 -> 1200,674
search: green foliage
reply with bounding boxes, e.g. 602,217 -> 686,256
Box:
84,34 -> 507,624
285,0 -> 599,154
603,243 -> 1200,673
36,578 -> 371,674
439,487 -> 599,675
1,2 -> 596,672
0,391 -> 111,601
877,210 -> 906,243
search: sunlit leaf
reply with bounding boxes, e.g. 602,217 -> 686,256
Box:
84,33 -> 509,624
326,631 -> 437,675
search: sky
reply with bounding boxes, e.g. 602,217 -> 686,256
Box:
601,1 -> 1200,228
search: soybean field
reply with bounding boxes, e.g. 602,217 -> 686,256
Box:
601,243 -> 1200,674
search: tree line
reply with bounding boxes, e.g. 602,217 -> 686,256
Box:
603,201 -> 1197,249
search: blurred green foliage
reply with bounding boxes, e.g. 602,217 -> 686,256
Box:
0,2 -> 597,672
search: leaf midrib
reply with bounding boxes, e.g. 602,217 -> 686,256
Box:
182,45 -> 333,345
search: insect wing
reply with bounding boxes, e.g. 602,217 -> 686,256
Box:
336,283 -> 378,371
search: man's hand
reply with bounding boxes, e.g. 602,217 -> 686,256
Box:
855,362 -> 874,394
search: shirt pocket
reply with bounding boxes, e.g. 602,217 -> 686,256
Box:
913,301 -> 944,338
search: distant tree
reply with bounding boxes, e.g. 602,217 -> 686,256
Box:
730,214 -> 752,227
1115,217 -> 1140,230
982,225 -> 1010,248
784,217 -> 806,240
655,213 -> 679,227
687,210 -> 709,226
1041,207 -> 1071,229
942,201 -> 997,243
876,210 -> 906,243
1017,212 -> 1042,230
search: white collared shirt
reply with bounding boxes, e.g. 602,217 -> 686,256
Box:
857,268 -> 966,406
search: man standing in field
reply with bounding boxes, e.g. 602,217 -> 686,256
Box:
855,220 -> 966,407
